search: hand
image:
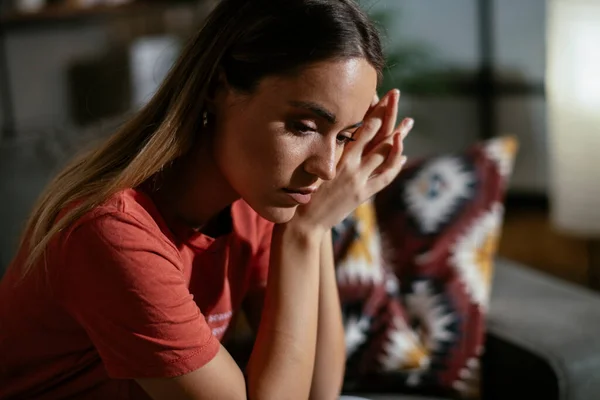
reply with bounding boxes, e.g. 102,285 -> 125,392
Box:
364,92 -> 413,153
291,89 -> 414,233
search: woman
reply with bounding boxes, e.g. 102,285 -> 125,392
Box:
0,0 -> 414,399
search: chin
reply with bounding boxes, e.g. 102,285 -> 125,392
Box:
253,204 -> 298,224
239,189 -> 299,224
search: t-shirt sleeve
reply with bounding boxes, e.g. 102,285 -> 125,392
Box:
247,215 -> 274,293
53,211 -> 220,379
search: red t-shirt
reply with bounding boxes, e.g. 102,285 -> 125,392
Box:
0,188 -> 273,399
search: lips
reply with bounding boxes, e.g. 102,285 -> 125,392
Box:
282,187 -> 317,205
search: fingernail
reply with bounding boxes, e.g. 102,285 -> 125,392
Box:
385,89 -> 398,101
400,156 -> 408,166
402,118 -> 414,139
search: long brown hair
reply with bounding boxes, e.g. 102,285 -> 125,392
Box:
18,0 -> 385,277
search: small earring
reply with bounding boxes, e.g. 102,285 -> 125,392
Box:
202,111 -> 209,128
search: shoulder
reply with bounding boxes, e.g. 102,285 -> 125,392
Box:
49,189 -> 186,298
59,188 -> 180,263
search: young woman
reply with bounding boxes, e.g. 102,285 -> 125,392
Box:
0,0 -> 414,399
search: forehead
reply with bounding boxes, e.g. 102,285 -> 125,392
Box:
256,58 -> 378,124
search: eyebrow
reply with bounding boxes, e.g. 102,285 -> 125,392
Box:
289,100 -> 363,130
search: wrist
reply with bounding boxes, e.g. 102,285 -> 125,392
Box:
320,229 -> 332,244
277,219 -> 325,247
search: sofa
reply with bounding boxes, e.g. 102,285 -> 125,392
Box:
3,129 -> 600,399
343,257 -> 600,400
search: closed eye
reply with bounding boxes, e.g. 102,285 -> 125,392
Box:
290,121 -> 355,146
291,121 -> 316,135
336,134 -> 355,145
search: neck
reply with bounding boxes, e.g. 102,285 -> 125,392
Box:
151,139 -> 240,230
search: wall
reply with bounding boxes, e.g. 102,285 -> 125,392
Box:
494,0 -> 548,193
0,22 -> 112,270
368,0 -> 548,193
4,24 -> 111,134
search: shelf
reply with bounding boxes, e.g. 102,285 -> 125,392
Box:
0,2 -> 184,30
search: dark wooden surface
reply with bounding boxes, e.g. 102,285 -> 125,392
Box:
498,200 -> 592,288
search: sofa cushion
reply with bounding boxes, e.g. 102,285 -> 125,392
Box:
334,200 -> 428,379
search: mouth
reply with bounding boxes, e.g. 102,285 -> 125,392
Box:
282,187 -> 317,205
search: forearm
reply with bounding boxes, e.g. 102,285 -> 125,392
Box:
309,230 -> 346,400
246,223 -> 322,400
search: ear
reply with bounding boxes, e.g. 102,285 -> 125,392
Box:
205,69 -> 230,113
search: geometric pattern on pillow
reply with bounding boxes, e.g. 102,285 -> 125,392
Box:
336,136 -> 518,399
333,200 -> 427,381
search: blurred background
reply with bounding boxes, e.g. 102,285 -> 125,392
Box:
0,0 -> 597,293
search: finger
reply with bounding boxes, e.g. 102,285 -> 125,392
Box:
366,133 -> 408,194
362,131 -> 404,177
370,93 -> 380,108
377,89 -> 400,142
365,115 -> 412,154
399,117 -> 414,140
346,100 -> 386,154
350,89 -> 395,151
364,93 -> 380,117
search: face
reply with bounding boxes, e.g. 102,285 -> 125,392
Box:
212,58 -> 378,223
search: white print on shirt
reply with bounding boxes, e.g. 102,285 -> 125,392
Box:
212,324 -> 229,338
207,311 -> 232,323
206,310 -> 233,339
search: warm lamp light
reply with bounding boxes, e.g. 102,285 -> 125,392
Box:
547,0 -> 600,288
547,0 -> 600,235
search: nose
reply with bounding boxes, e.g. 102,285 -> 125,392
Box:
303,138 -> 337,181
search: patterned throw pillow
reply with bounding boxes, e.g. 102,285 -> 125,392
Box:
334,136 -> 518,399
333,200 -> 428,379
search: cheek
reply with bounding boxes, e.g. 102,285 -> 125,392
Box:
258,125 -> 308,179
215,113 -> 261,162
216,118 -> 305,185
